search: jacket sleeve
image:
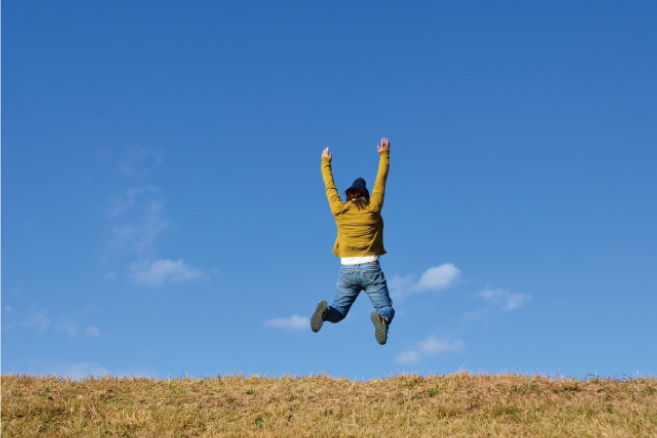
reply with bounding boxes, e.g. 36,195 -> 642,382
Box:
322,157 -> 343,215
369,150 -> 390,213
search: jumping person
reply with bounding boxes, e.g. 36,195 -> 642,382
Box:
310,138 -> 395,345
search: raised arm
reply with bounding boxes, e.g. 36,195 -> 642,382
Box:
369,138 -> 391,212
321,147 -> 343,214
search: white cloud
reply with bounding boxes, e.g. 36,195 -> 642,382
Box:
50,362 -> 112,380
108,185 -> 168,254
86,326 -> 100,337
265,315 -> 309,331
27,307 -> 51,332
4,307 -> 101,341
39,362 -> 157,381
479,289 -> 530,310
129,259 -> 203,287
418,337 -> 464,355
396,336 -> 464,364
395,350 -> 422,364
118,148 -> 166,179
388,274 -> 416,299
390,264 -> 461,299
462,309 -> 486,321
106,182 -> 200,289
55,318 -> 79,338
415,264 -> 462,291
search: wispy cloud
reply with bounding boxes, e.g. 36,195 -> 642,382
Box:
462,309 -> 486,321
390,263 -> 462,299
5,307 -> 53,332
4,307 -> 100,340
106,154 -> 205,288
129,259 -> 203,287
388,274 -> 416,298
265,315 -> 309,331
418,337 -> 464,355
38,362 -> 157,381
395,336 -> 464,364
49,362 -> 112,380
55,318 -> 79,338
86,326 -> 101,338
118,148 -> 166,179
395,350 -> 422,364
28,307 -> 52,331
108,184 -> 168,255
479,289 -> 530,310
104,272 -> 119,281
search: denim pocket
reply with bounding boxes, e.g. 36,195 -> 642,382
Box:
338,271 -> 356,287
367,270 -> 386,286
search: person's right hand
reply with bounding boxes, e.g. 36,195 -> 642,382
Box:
377,138 -> 391,153
322,147 -> 332,160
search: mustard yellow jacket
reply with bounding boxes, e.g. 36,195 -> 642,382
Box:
321,150 -> 390,257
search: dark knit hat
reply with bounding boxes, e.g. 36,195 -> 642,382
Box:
346,177 -> 369,199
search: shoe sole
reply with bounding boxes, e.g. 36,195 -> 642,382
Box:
370,312 -> 387,345
311,300 -> 328,332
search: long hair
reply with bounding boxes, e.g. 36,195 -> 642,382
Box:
345,189 -> 369,202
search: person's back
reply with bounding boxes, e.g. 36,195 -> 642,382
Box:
330,199 -> 385,257
310,138 -> 395,345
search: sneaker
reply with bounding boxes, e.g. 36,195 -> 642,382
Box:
310,300 -> 328,332
370,312 -> 388,345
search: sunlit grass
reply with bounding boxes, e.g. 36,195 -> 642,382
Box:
2,372 -> 656,437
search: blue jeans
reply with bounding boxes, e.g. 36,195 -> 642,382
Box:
326,261 -> 395,324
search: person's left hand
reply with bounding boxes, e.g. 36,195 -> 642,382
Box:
322,147 -> 332,160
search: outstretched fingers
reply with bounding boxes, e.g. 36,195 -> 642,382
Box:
377,137 -> 391,152
322,147 -> 332,159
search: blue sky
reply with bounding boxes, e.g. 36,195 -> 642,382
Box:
3,0 -> 656,380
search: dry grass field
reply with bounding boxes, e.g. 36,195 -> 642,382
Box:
2,372 -> 656,437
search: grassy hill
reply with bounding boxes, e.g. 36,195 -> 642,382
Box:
2,373 -> 656,437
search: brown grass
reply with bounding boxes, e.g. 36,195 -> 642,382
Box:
2,372 -> 656,437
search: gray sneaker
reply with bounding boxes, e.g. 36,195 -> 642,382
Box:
370,312 -> 388,345
310,300 -> 328,332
